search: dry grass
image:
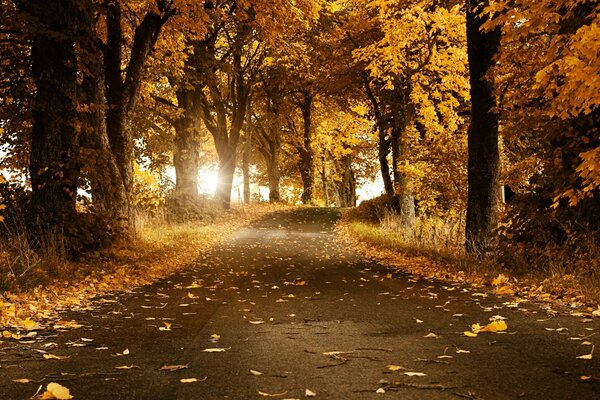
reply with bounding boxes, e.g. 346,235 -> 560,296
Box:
340,209 -> 600,306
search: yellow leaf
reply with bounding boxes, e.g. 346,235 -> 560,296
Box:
40,382 -> 73,400
13,379 -> 30,383
180,378 -> 198,383
492,274 -> 509,286
479,320 -> 508,333
464,331 -> 478,337
23,318 -> 38,330
386,364 -> 405,371
495,285 -> 515,295
43,354 -> 69,360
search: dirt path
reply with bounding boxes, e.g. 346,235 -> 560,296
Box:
1,208 -> 599,399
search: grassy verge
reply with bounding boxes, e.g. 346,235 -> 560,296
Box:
0,203 -> 290,334
337,213 -> 600,311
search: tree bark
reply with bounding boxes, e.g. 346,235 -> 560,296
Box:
173,89 -> 202,198
77,2 -> 129,234
267,138 -> 281,202
215,144 -> 237,209
242,132 -> 251,204
298,92 -> 315,204
364,79 -> 394,195
104,0 -> 173,236
26,1 -> 80,232
465,0 -> 502,254
321,152 -> 329,207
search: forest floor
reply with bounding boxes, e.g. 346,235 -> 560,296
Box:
1,207 -> 600,399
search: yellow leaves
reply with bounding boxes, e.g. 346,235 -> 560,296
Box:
492,274 -> 515,295
39,383 -> 73,400
465,320 -> 508,337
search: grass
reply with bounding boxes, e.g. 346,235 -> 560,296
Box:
339,210 -> 600,307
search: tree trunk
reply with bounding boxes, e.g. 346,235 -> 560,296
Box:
77,2 -> 129,235
173,89 -> 201,198
321,152 -> 329,207
242,135 -> 251,204
104,1 -> 172,237
377,134 -> 394,195
215,145 -> 236,209
267,138 -> 281,202
298,93 -> 315,204
27,1 -> 79,232
465,0 -> 502,254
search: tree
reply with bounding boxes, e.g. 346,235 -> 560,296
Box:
464,0 -> 501,254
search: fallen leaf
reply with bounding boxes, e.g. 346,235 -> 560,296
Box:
463,331 -> 478,337
478,320 -> 508,333
305,388 -> 317,397
43,354 -> 69,360
39,382 -> 73,400
423,333 -> 438,338
258,390 -> 289,397
180,378 -> 199,383
250,369 -> 263,376
376,388 -> 385,394
115,365 -> 138,369
202,347 -> 229,352
159,364 -> 189,372
386,365 -> 405,371
159,322 -> 172,331
13,378 -> 30,383
403,372 -> 427,377
580,376 -> 592,380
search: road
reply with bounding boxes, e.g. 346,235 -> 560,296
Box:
1,208 -> 599,399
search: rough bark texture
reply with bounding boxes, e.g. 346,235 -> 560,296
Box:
173,88 -> 202,198
465,0 -> 502,254
335,155 -> 357,208
27,1 -> 79,231
78,2 -> 129,234
298,92 -> 315,204
104,0 -> 172,235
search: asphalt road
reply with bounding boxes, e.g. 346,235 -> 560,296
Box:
1,208 -> 599,399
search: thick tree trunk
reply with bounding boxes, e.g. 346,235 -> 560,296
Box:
27,2 -> 79,232
215,145 -> 237,209
77,3 -> 129,235
173,89 -> 202,198
298,93 -> 315,204
104,1 -> 172,237
465,0 -> 502,254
